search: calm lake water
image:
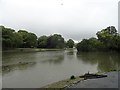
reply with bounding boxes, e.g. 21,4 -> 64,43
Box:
2,49 -> 120,88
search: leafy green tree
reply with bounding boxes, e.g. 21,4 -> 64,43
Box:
88,37 -> 105,50
111,34 -> 120,51
18,30 -> 29,48
77,26 -> 120,52
37,35 -> 48,48
2,26 -> 16,49
47,34 -> 65,49
96,26 -> 117,42
25,33 -> 37,48
12,32 -> 23,48
77,38 -> 105,51
66,39 -> 74,48
76,39 -> 90,51
18,30 -> 37,48
96,26 -> 119,50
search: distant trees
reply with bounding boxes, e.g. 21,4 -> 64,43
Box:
2,25 -> 120,51
2,26 -> 21,49
77,26 -> 120,52
66,39 -> 74,48
47,34 -> 65,49
37,35 -> 48,48
2,26 -> 37,49
37,34 -> 65,49
18,30 -> 37,48
1,26 -> 68,49
96,26 -> 120,51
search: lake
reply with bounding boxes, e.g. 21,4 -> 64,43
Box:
2,49 -> 120,88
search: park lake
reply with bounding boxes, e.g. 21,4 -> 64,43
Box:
2,49 -> 120,88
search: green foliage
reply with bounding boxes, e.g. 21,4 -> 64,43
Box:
96,26 -> 120,51
2,26 -> 16,49
1,26 -> 66,49
12,32 -> 23,48
47,34 -> 65,49
38,35 -> 48,48
17,30 -> 37,48
77,26 -> 120,52
2,26 -> 37,49
38,34 -> 65,49
77,39 -> 89,51
2,25 -> 120,51
66,39 -> 74,48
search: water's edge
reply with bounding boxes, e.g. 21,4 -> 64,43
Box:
43,71 -> 118,88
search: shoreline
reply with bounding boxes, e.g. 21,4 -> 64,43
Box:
2,48 -> 66,53
43,70 -> 119,88
43,76 -> 84,88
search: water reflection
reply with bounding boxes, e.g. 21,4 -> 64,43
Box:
77,52 -> 120,72
40,55 -> 64,64
66,50 -> 74,55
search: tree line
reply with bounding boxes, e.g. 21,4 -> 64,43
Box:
76,26 -> 120,52
1,25 -> 120,51
1,26 -> 74,50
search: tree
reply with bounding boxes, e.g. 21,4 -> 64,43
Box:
96,26 -> 118,50
88,37 -> 105,50
18,30 -> 29,48
66,39 -> 74,48
12,32 -> 23,48
37,35 -> 48,48
47,34 -> 65,49
96,26 -> 117,43
77,26 -> 120,52
25,33 -> 37,48
18,30 -> 37,48
2,26 -> 16,49
76,39 -> 90,51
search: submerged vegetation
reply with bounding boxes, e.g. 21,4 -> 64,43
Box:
1,25 -> 120,52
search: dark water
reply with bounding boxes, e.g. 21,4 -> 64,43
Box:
2,49 -> 120,88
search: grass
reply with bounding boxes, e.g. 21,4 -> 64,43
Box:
43,76 -> 84,88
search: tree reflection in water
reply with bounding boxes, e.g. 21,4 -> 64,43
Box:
40,54 -> 64,64
76,52 -> 120,72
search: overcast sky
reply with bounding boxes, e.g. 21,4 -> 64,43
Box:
0,0 -> 119,42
